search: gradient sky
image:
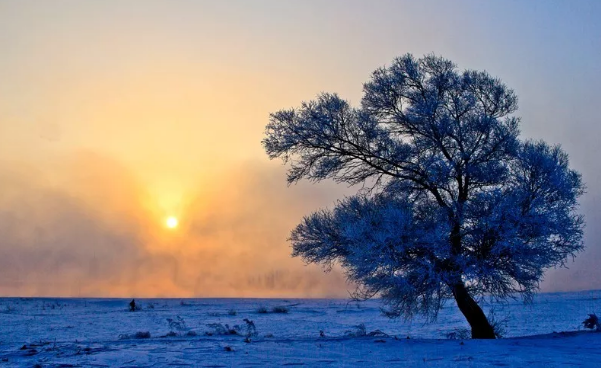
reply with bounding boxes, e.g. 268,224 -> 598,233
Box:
1,0 -> 600,297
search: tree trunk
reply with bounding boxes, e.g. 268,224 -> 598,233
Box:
452,283 -> 496,339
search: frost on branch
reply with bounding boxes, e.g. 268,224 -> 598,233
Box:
264,54 -> 584,338
291,194 -> 451,320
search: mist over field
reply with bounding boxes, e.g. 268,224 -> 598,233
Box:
0,155 -> 349,297
1,0 -> 600,298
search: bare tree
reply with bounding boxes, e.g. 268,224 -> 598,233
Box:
263,54 -> 584,339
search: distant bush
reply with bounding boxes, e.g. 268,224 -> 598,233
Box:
254,305 -> 290,314
167,316 -> 188,331
41,302 -> 59,311
206,323 -> 239,336
583,314 -> 601,331
119,331 -> 151,339
272,306 -> 289,314
343,324 -> 389,338
205,320 -> 258,338
163,330 -> 197,338
446,329 -> 471,340
228,309 -> 237,316
366,329 -> 389,337
256,306 -> 268,314
344,323 -> 367,337
243,318 -> 258,337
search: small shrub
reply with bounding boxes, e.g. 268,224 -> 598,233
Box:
134,331 -> 151,339
272,306 -> 289,314
366,329 -> 389,337
344,323 -> 367,337
120,331 -> 151,339
256,306 -> 268,314
165,331 -> 178,337
186,330 -> 198,337
583,314 -> 601,331
356,324 -> 367,336
243,318 -> 258,337
206,323 -> 239,336
167,316 -> 188,331
446,328 -> 471,340
227,309 -> 237,316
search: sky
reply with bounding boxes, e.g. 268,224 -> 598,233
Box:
0,0 -> 600,297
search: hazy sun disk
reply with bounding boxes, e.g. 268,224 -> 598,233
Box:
166,216 -> 178,229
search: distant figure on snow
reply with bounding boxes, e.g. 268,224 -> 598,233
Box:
129,299 -> 136,312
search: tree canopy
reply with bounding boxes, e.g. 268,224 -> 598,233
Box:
263,54 -> 584,338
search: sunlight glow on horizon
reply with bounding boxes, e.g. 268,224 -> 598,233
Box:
0,0 -> 599,297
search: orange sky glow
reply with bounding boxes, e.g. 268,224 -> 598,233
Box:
1,1 -> 600,297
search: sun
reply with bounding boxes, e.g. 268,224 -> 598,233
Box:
165,216 -> 178,229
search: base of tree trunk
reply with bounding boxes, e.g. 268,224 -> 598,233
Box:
452,283 -> 496,339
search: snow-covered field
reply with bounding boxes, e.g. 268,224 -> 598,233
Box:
1,291 -> 600,367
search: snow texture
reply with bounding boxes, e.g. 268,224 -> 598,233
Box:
1,291 -> 600,367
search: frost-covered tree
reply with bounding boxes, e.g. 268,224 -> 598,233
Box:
263,54 -> 584,339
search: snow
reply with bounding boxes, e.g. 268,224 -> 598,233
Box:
1,290 -> 601,367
